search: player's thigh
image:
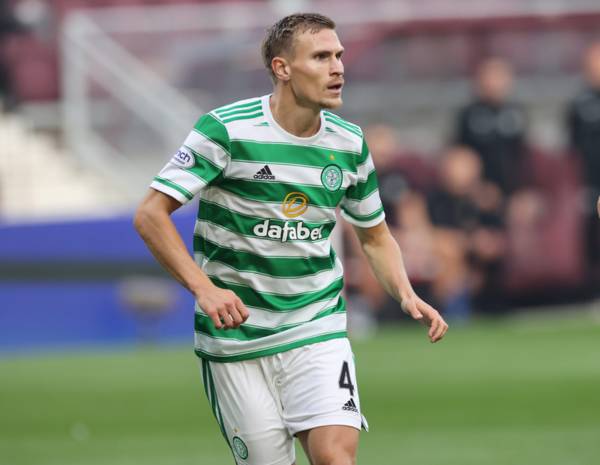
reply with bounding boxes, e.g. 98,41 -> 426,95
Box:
199,358 -> 294,465
297,425 -> 359,465
280,338 -> 366,435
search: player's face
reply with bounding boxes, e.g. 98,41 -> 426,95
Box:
287,28 -> 345,110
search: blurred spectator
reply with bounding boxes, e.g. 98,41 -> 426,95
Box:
363,124 -> 408,226
455,58 -> 528,196
0,0 -> 24,110
426,146 -> 505,319
566,42 -> 600,283
13,0 -> 52,35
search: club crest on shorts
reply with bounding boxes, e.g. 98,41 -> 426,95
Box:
232,436 -> 249,460
321,164 -> 343,192
170,147 -> 195,169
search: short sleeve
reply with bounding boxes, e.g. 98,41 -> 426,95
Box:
150,113 -> 230,204
340,138 -> 386,228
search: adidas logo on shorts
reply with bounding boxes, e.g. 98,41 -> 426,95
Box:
254,165 -> 275,180
342,398 -> 358,413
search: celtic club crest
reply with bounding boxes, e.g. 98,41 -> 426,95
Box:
321,164 -> 343,192
232,436 -> 248,460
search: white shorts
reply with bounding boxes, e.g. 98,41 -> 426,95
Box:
198,337 -> 367,465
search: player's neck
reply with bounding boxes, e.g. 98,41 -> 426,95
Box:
269,89 -> 321,138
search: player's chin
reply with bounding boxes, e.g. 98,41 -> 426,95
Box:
320,96 -> 343,109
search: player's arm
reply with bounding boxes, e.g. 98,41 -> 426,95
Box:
134,189 -> 248,329
353,220 -> 448,343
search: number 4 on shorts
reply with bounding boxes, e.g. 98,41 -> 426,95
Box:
338,361 -> 355,397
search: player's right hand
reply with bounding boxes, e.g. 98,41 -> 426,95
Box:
196,286 -> 249,330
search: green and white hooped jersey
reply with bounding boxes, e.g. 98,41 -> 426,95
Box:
151,95 -> 385,362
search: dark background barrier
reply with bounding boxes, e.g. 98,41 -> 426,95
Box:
0,207 -> 197,351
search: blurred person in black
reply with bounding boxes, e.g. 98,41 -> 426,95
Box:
567,42 -> 600,283
0,0 -> 23,110
426,146 -> 505,318
455,58 -> 528,197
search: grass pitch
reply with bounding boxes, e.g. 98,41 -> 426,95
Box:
1,315 -> 599,465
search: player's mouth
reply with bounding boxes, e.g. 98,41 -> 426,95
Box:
326,82 -> 344,94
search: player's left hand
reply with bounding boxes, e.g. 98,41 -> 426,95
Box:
401,295 -> 448,343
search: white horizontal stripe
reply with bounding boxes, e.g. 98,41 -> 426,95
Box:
194,313 -> 347,355
156,163 -> 207,196
321,128 -> 362,153
226,161 -> 353,189
222,113 -> 266,128
195,252 -> 344,295
340,209 -> 386,228
150,181 -> 190,205
357,154 -> 375,181
194,219 -> 331,258
184,130 -> 229,167
340,189 -> 384,217
201,186 -> 336,223
195,295 -> 340,328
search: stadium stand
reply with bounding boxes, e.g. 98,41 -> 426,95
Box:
0,112 -> 125,219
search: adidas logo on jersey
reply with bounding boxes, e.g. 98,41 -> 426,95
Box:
342,398 -> 358,413
254,165 -> 275,180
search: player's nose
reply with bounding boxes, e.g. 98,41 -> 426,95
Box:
331,57 -> 344,76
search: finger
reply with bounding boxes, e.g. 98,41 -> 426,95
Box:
436,321 -> 449,342
235,298 -> 249,321
218,307 -> 235,329
428,317 -> 440,341
207,309 -> 223,329
227,302 -> 244,327
432,319 -> 448,343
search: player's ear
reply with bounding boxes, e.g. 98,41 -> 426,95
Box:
272,57 -> 291,82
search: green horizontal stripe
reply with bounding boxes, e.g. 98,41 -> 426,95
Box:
194,114 -> 230,154
218,179 -> 345,208
197,199 -> 335,240
341,205 -> 384,223
221,111 -> 264,124
195,299 -> 345,340
195,331 -> 347,362
229,140 -> 357,171
216,103 -> 262,118
325,117 -> 362,138
153,177 -> 193,200
195,236 -> 336,278
208,276 -> 344,312
182,148 -> 224,184
345,169 -> 379,201
214,99 -> 262,115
